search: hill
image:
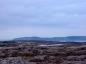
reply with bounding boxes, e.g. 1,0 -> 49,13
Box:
14,36 -> 86,42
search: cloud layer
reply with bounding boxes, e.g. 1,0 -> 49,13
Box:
0,0 -> 86,40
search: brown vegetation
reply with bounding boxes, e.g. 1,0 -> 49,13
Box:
0,41 -> 86,64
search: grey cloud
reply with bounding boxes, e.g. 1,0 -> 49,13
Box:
0,0 -> 86,39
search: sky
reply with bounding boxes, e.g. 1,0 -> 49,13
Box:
0,0 -> 86,40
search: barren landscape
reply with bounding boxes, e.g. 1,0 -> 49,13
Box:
0,41 -> 86,64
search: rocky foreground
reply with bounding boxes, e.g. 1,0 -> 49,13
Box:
0,42 -> 86,64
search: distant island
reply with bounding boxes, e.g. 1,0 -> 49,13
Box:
14,36 -> 86,42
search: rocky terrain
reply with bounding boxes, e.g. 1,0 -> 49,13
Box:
0,41 -> 86,64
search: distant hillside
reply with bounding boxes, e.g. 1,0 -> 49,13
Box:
14,36 -> 86,42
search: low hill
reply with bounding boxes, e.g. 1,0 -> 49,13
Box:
14,36 -> 86,42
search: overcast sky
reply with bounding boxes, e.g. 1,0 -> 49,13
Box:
0,0 -> 86,40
